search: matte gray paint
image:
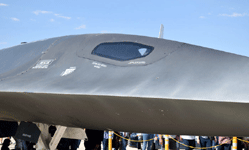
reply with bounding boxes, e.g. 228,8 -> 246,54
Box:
0,34 -> 249,136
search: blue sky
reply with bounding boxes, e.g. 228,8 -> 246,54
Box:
0,0 -> 249,56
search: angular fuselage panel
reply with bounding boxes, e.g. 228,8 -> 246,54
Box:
0,34 -> 249,136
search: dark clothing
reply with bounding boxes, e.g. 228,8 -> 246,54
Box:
49,125 -> 81,150
70,139 -> 81,150
112,132 -> 120,150
130,133 -> 139,148
200,137 -> 212,150
14,138 -> 27,150
176,135 -> 180,150
49,126 -> 70,150
182,139 -> 195,150
212,136 -> 219,150
142,134 -> 154,150
103,138 -> 108,150
57,138 -> 70,150
48,125 -> 57,137
84,129 -> 104,150
121,132 -> 129,150
217,144 -> 231,150
169,138 -> 177,150
1,139 -> 10,150
103,131 -> 109,150
26,141 -> 36,150
237,137 -> 243,150
1,146 -> 9,150
217,136 -> 231,150
57,139 -> 81,150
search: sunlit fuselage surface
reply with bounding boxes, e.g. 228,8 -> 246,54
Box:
0,34 -> 249,136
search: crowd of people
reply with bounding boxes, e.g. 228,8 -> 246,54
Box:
1,129 -> 249,150
100,134 -> 248,150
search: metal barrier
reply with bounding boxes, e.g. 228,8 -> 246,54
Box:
165,135 -> 169,150
233,137 -> 237,150
108,131 -> 112,150
108,132 -> 246,150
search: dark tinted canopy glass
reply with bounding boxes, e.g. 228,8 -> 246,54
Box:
92,42 -> 154,61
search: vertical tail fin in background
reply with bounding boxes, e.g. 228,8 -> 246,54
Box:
158,24 -> 164,38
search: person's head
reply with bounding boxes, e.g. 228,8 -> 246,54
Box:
49,125 -> 57,137
2,139 -> 10,147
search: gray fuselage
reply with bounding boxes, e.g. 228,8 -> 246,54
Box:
0,34 -> 249,136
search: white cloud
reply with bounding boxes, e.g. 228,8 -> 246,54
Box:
199,16 -> 205,19
54,14 -> 71,19
33,11 -> 71,20
33,10 -> 52,15
77,17 -> 84,20
50,19 -> 54,22
58,15 -> 71,19
219,12 -> 248,17
75,25 -> 86,30
11,17 -> 20,21
30,19 -> 36,21
0,3 -> 8,6
0,42 -> 7,45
